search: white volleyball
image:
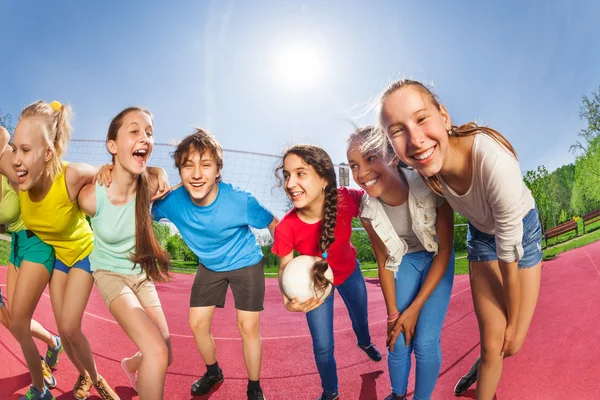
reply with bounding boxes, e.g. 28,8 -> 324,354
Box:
281,255 -> 334,303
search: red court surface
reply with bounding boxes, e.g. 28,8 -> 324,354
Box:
2,241 -> 600,400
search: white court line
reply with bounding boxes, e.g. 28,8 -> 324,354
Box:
583,247 -> 600,277
33,281 -> 473,341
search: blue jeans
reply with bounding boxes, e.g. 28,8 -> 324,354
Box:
306,263 -> 371,394
388,250 -> 454,400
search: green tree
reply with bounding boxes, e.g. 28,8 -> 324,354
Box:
524,166 -> 554,229
571,86 -> 600,215
0,109 -> 14,134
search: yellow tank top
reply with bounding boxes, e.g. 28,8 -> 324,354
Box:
0,175 -> 26,233
19,163 -> 94,266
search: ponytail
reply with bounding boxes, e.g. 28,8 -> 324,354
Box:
311,184 -> 337,297
130,171 -> 171,282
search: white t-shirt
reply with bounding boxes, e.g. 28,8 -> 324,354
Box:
440,134 -> 535,263
380,195 -> 445,254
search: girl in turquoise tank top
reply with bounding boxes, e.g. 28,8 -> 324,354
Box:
78,107 -> 172,399
9,100 -> 169,400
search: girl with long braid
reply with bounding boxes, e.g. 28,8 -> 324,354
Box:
272,145 -> 382,400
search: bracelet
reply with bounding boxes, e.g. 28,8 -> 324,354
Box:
387,316 -> 399,323
387,311 -> 400,321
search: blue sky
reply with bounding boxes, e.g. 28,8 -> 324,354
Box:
2,0 -> 599,177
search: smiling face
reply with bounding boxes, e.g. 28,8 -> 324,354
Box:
380,86 -> 452,178
178,147 -> 221,206
11,117 -> 53,191
346,139 -> 400,199
107,110 -> 154,176
282,153 -> 328,211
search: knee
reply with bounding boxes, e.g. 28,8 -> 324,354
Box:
58,322 -> 81,345
145,342 -> 169,369
237,319 -> 259,339
480,337 -> 503,363
189,316 -> 209,334
413,340 -> 441,359
10,315 -> 29,340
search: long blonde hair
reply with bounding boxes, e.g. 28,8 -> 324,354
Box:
367,79 -> 518,195
19,101 -> 72,180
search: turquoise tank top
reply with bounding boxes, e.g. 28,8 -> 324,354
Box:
89,183 -> 141,274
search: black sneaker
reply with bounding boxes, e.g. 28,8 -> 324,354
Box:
357,343 -> 383,362
384,394 -> 406,400
247,387 -> 265,400
454,356 -> 480,396
317,392 -> 339,400
191,371 -> 224,396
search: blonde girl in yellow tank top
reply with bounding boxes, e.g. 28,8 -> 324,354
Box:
0,126 -> 64,400
10,100 -> 170,400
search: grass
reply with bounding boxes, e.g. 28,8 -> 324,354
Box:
0,228 -> 593,279
0,239 -> 10,265
170,249 -> 470,277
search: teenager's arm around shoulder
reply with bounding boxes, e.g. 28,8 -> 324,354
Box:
65,162 -> 99,202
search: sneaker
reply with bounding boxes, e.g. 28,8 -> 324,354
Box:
20,385 -> 55,400
40,356 -> 57,389
357,343 -> 383,362
454,356 -> 480,396
191,371 -> 224,396
120,358 -> 137,392
73,374 -> 93,400
45,336 -> 63,368
384,394 -> 406,400
247,387 -> 265,400
317,392 -> 339,400
94,375 -> 120,400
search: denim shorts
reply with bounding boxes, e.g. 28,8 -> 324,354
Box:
467,208 -> 543,269
54,256 -> 92,275
0,287 -> 4,307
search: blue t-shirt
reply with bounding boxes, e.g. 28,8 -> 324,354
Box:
152,182 -> 273,272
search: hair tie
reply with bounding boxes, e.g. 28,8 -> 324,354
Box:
49,101 -> 63,112
321,252 -> 328,259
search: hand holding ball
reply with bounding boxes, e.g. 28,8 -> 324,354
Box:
282,255 -> 334,302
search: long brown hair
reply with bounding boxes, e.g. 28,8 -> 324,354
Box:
107,107 -> 171,282
372,79 -> 518,195
275,144 -> 336,297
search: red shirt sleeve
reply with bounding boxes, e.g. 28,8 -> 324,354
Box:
338,187 -> 364,218
272,212 -> 295,257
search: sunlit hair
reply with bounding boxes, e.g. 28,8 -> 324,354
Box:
363,79 -> 518,195
173,128 -> 223,182
19,101 -> 73,180
107,107 -> 171,282
275,144 -> 336,297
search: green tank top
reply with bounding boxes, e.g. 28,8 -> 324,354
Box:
89,183 -> 141,274
0,175 -> 26,233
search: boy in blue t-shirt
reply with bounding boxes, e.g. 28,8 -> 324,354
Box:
152,129 -> 277,400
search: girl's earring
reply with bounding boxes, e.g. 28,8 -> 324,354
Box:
322,186 -> 326,192
447,129 -> 452,135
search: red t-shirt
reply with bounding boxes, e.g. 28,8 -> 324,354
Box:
272,187 -> 364,285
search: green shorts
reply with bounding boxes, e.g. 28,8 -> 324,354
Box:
9,230 -> 55,276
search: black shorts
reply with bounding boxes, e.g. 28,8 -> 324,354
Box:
190,258 -> 265,311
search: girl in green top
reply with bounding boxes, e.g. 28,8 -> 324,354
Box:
78,107 -> 172,400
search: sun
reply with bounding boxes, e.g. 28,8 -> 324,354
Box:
272,41 -> 323,91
